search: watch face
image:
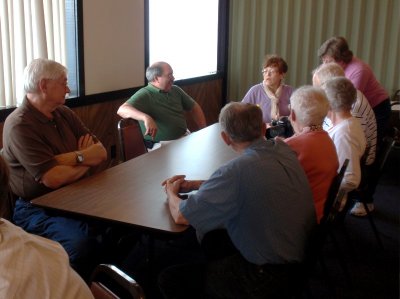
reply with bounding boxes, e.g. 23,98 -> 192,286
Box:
76,152 -> 84,163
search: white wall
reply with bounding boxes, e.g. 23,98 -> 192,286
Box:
83,0 -> 145,95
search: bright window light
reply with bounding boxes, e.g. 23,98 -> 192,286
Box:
149,0 -> 219,80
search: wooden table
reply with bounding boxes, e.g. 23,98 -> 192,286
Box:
31,123 -> 239,234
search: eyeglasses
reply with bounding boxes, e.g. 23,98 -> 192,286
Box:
160,73 -> 174,79
262,68 -> 279,75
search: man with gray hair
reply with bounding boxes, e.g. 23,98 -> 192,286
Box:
2,58 -> 108,279
159,102 -> 316,298
322,77 -> 366,211
117,61 -> 206,147
285,86 -> 339,222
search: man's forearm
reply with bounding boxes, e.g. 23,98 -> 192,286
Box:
168,194 -> 189,225
191,103 -> 207,129
41,165 -> 90,189
55,143 -> 107,167
117,103 -> 149,122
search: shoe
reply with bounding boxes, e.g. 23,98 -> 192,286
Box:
350,202 -> 374,216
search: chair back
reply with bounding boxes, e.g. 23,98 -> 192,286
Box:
90,264 -> 146,299
298,159 -> 350,291
322,159 -> 349,224
118,118 -> 148,162
376,135 -> 395,173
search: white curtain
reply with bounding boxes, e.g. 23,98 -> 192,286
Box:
0,0 -> 66,107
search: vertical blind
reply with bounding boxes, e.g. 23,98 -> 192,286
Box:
0,0 -> 66,107
227,0 -> 400,102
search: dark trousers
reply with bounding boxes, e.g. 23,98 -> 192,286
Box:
13,198 -> 112,280
158,252 -> 301,299
355,98 -> 393,204
373,98 -> 392,151
158,229 -> 301,299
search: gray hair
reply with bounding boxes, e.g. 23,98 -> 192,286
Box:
322,77 -> 356,111
313,62 -> 345,86
24,58 -> 67,94
146,61 -> 168,82
290,86 -> 329,126
219,102 -> 263,142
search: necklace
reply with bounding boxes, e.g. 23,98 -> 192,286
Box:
300,124 -> 323,133
307,124 -> 323,132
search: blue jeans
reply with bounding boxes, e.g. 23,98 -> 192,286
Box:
13,198 -> 107,279
158,252 -> 301,299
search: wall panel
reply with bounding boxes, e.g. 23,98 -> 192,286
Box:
0,79 -> 224,172
228,0 -> 399,102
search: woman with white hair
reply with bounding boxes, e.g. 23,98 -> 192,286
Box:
322,77 -> 367,210
285,86 -> 339,222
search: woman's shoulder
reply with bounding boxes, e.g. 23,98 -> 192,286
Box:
282,84 -> 295,93
248,83 -> 264,92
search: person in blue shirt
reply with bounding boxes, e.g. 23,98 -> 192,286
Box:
160,102 -> 316,298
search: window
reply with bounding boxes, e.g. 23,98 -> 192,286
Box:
0,0 -> 76,107
148,0 -> 219,80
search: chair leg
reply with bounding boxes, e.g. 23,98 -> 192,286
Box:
362,202 -> 384,250
328,231 -> 352,286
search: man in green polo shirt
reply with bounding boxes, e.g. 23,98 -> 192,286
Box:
117,62 -> 206,144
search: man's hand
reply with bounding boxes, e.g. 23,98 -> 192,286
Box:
162,175 -> 191,225
162,175 -> 204,193
143,116 -> 158,140
162,175 -> 185,197
78,134 -> 95,150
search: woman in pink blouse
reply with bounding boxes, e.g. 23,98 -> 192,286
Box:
318,36 -> 391,150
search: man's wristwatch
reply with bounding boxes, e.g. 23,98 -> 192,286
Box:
75,151 -> 84,164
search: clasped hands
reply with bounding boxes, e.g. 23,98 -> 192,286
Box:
161,175 -> 203,198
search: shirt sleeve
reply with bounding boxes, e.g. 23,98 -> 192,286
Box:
125,88 -> 151,113
174,86 -> 195,111
334,130 -> 362,192
9,123 -> 58,182
180,164 -> 240,239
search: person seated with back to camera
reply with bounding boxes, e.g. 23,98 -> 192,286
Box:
117,61 -> 206,149
321,77 -> 366,211
313,62 -> 377,167
241,54 -> 294,132
284,86 -> 339,223
313,62 -> 378,216
159,102 -> 316,299
0,156 -> 94,299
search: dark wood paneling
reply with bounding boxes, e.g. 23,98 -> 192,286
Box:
181,78 -> 224,131
0,78 -> 223,172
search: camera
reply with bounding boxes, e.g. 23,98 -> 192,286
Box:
265,116 -> 294,139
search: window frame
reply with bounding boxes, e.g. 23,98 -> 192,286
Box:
0,0 -> 229,121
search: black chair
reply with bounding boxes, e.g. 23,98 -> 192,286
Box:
90,264 -> 146,299
347,135 -> 396,249
296,159 -> 350,297
117,118 -> 148,162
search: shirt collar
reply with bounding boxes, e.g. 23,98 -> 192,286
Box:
21,97 -> 57,125
147,83 -> 169,94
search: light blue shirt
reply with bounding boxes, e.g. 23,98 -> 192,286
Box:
180,137 -> 316,265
